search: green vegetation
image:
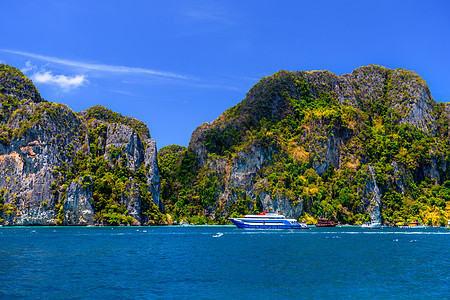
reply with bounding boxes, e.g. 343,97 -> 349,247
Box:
1,63 -> 450,226
0,64 -> 162,225
79,105 -> 150,140
159,68 -> 450,226
50,123 -> 166,225
158,145 -> 219,224
0,64 -> 42,103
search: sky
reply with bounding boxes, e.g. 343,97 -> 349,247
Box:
0,0 -> 449,148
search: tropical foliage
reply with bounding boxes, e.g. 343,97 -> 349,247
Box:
159,68 -> 450,226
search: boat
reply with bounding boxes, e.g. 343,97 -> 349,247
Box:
399,220 -> 426,229
315,218 -> 336,227
180,221 -> 190,227
361,221 -> 382,229
228,211 -> 308,229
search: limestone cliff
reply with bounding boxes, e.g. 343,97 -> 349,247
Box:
162,65 -> 450,225
64,176 -> 94,225
0,64 -> 162,225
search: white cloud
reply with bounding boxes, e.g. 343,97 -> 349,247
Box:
109,89 -> 146,98
32,71 -> 88,90
21,61 -> 35,73
183,7 -> 234,24
0,49 -> 191,79
178,5 -> 238,36
1,49 -> 243,91
19,60 -> 87,91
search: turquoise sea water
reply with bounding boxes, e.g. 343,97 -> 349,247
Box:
1,226 -> 449,299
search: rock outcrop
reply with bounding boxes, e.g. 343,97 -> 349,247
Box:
176,65 -> 449,224
364,165 -> 382,223
144,139 -> 163,211
0,64 -> 162,226
64,177 -> 94,225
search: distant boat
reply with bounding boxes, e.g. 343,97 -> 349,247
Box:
180,221 -> 190,227
316,218 -> 336,227
228,211 -> 308,229
399,220 -> 426,229
361,221 -> 382,229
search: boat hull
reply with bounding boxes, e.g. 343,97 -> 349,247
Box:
229,218 -> 308,229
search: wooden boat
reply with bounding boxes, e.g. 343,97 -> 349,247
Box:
316,218 -> 336,227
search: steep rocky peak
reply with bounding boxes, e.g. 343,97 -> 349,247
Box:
297,65 -> 436,132
79,105 -> 151,140
189,65 -> 439,165
386,68 -> 436,132
189,71 -> 302,157
241,65 -> 431,120
0,65 -> 163,226
350,64 -> 391,78
241,70 -> 299,121
0,64 -> 43,105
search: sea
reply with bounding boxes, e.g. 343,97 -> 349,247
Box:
1,226 -> 449,299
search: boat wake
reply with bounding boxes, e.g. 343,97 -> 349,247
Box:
213,232 -> 223,238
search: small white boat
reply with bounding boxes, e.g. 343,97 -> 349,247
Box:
399,221 -> 426,229
361,221 -> 382,229
180,221 -> 190,227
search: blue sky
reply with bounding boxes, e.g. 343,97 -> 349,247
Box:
1,0 -> 449,148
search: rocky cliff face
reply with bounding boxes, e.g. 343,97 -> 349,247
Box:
299,66 -> 437,131
0,64 -> 162,225
0,64 -> 43,105
64,177 -> 94,225
177,65 -> 450,225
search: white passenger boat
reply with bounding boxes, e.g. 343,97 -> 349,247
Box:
228,211 -> 308,229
